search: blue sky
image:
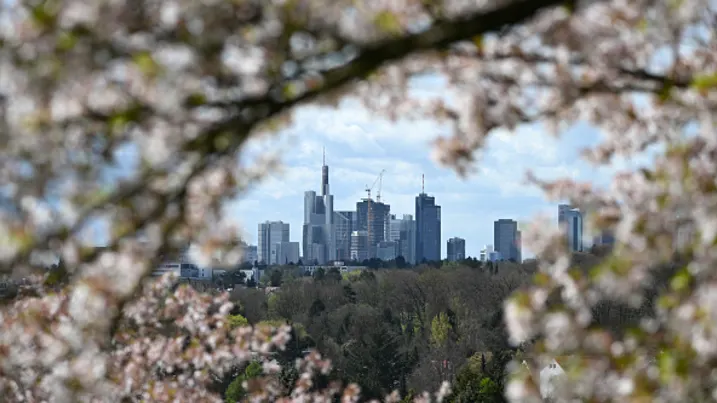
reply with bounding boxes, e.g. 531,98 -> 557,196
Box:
88,76 -> 652,259
232,106 -> 607,259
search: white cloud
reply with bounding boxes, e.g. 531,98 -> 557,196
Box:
291,103 -> 442,153
256,165 -> 318,199
101,82 -> 654,258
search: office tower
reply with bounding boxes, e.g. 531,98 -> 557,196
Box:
558,204 -> 583,252
258,221 -> 290,264
376,241 -> 398,261
334,210 -> 355,261
350,230 -> 369,261
272,241 -> 300,265
242,244 -> 258,264
356,199 -> 390,258
302,149 -> 335,264
447,237 -> 466,261
389,214 -> 416,264
415,176 -> 441,262
494,219 -> 521,262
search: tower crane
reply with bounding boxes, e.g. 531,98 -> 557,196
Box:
364,169 -> 386,258
376,169 -> 386,203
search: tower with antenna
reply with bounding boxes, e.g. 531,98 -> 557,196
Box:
321,147 -> 329,196
415,174 -> 442,262
302,146 -> 335,264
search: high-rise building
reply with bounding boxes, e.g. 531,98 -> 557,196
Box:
356,199 -> 390,258
334,210 -> 355,261
388,214 -> 416,264
376,241 -> 398,261
447,237 -> 466,261
302,149 -> 335,264
494,219 -> 521,262
415,176 -> 441,263
258,221 -> 290,264
350,230 -> 369,262
272,241 -> 300,265
242,244 -> 258,264
558,204 -> 583,252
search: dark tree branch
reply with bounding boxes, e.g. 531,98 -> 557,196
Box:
5,0 -> 577,273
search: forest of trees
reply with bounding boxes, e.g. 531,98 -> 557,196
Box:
217,245 -> 670,402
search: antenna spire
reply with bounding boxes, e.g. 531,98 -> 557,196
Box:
421,174 -> 425,193
322,147 -> 325,166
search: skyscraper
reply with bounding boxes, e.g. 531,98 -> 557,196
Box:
447,237 -> 466,261
494,219 -> 521,262
388,214 -> 416,264
350,230 -> 369,261
415,176 -> 441,262
333,210 -> 356,261
302,148 -> 335,264
272,241 -> 300,265
558,204 -> 583,252
356,199 -> 390,258
258,221 -> 290,264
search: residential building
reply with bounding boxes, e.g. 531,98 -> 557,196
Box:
258,221 -> 290,264
415,178 -> 441,262
558,204 -> 583,252
388,214 -> 417,264
494,219 -> 521,262
356,199 -> 390,258
447,237 -> 466,261
271,241 -> 300,265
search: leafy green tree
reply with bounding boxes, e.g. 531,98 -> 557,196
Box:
357,270 -> 376,282
448,355 -> 507,403
325,267 -> 342,282
269,269 -> 283,287
225,361 -> 263,403
227,314 -> 249,329
308,298 -> 326,318
343,284 -> 357,304
430,312 -> 452,346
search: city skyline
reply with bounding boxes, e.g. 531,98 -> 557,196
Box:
227,83 -> 656,260
90,79 -> 658,259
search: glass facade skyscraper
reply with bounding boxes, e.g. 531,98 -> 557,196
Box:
415,192 -> 441,262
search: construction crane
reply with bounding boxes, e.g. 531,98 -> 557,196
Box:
364,169 -> 386,258
376,169 -> 386,203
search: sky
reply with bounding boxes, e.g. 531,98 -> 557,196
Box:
226,74 -> 640,259
90,76 -> 653,259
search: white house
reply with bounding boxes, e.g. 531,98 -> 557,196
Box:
539,360 -> 566,399
522,358 -> 566,400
